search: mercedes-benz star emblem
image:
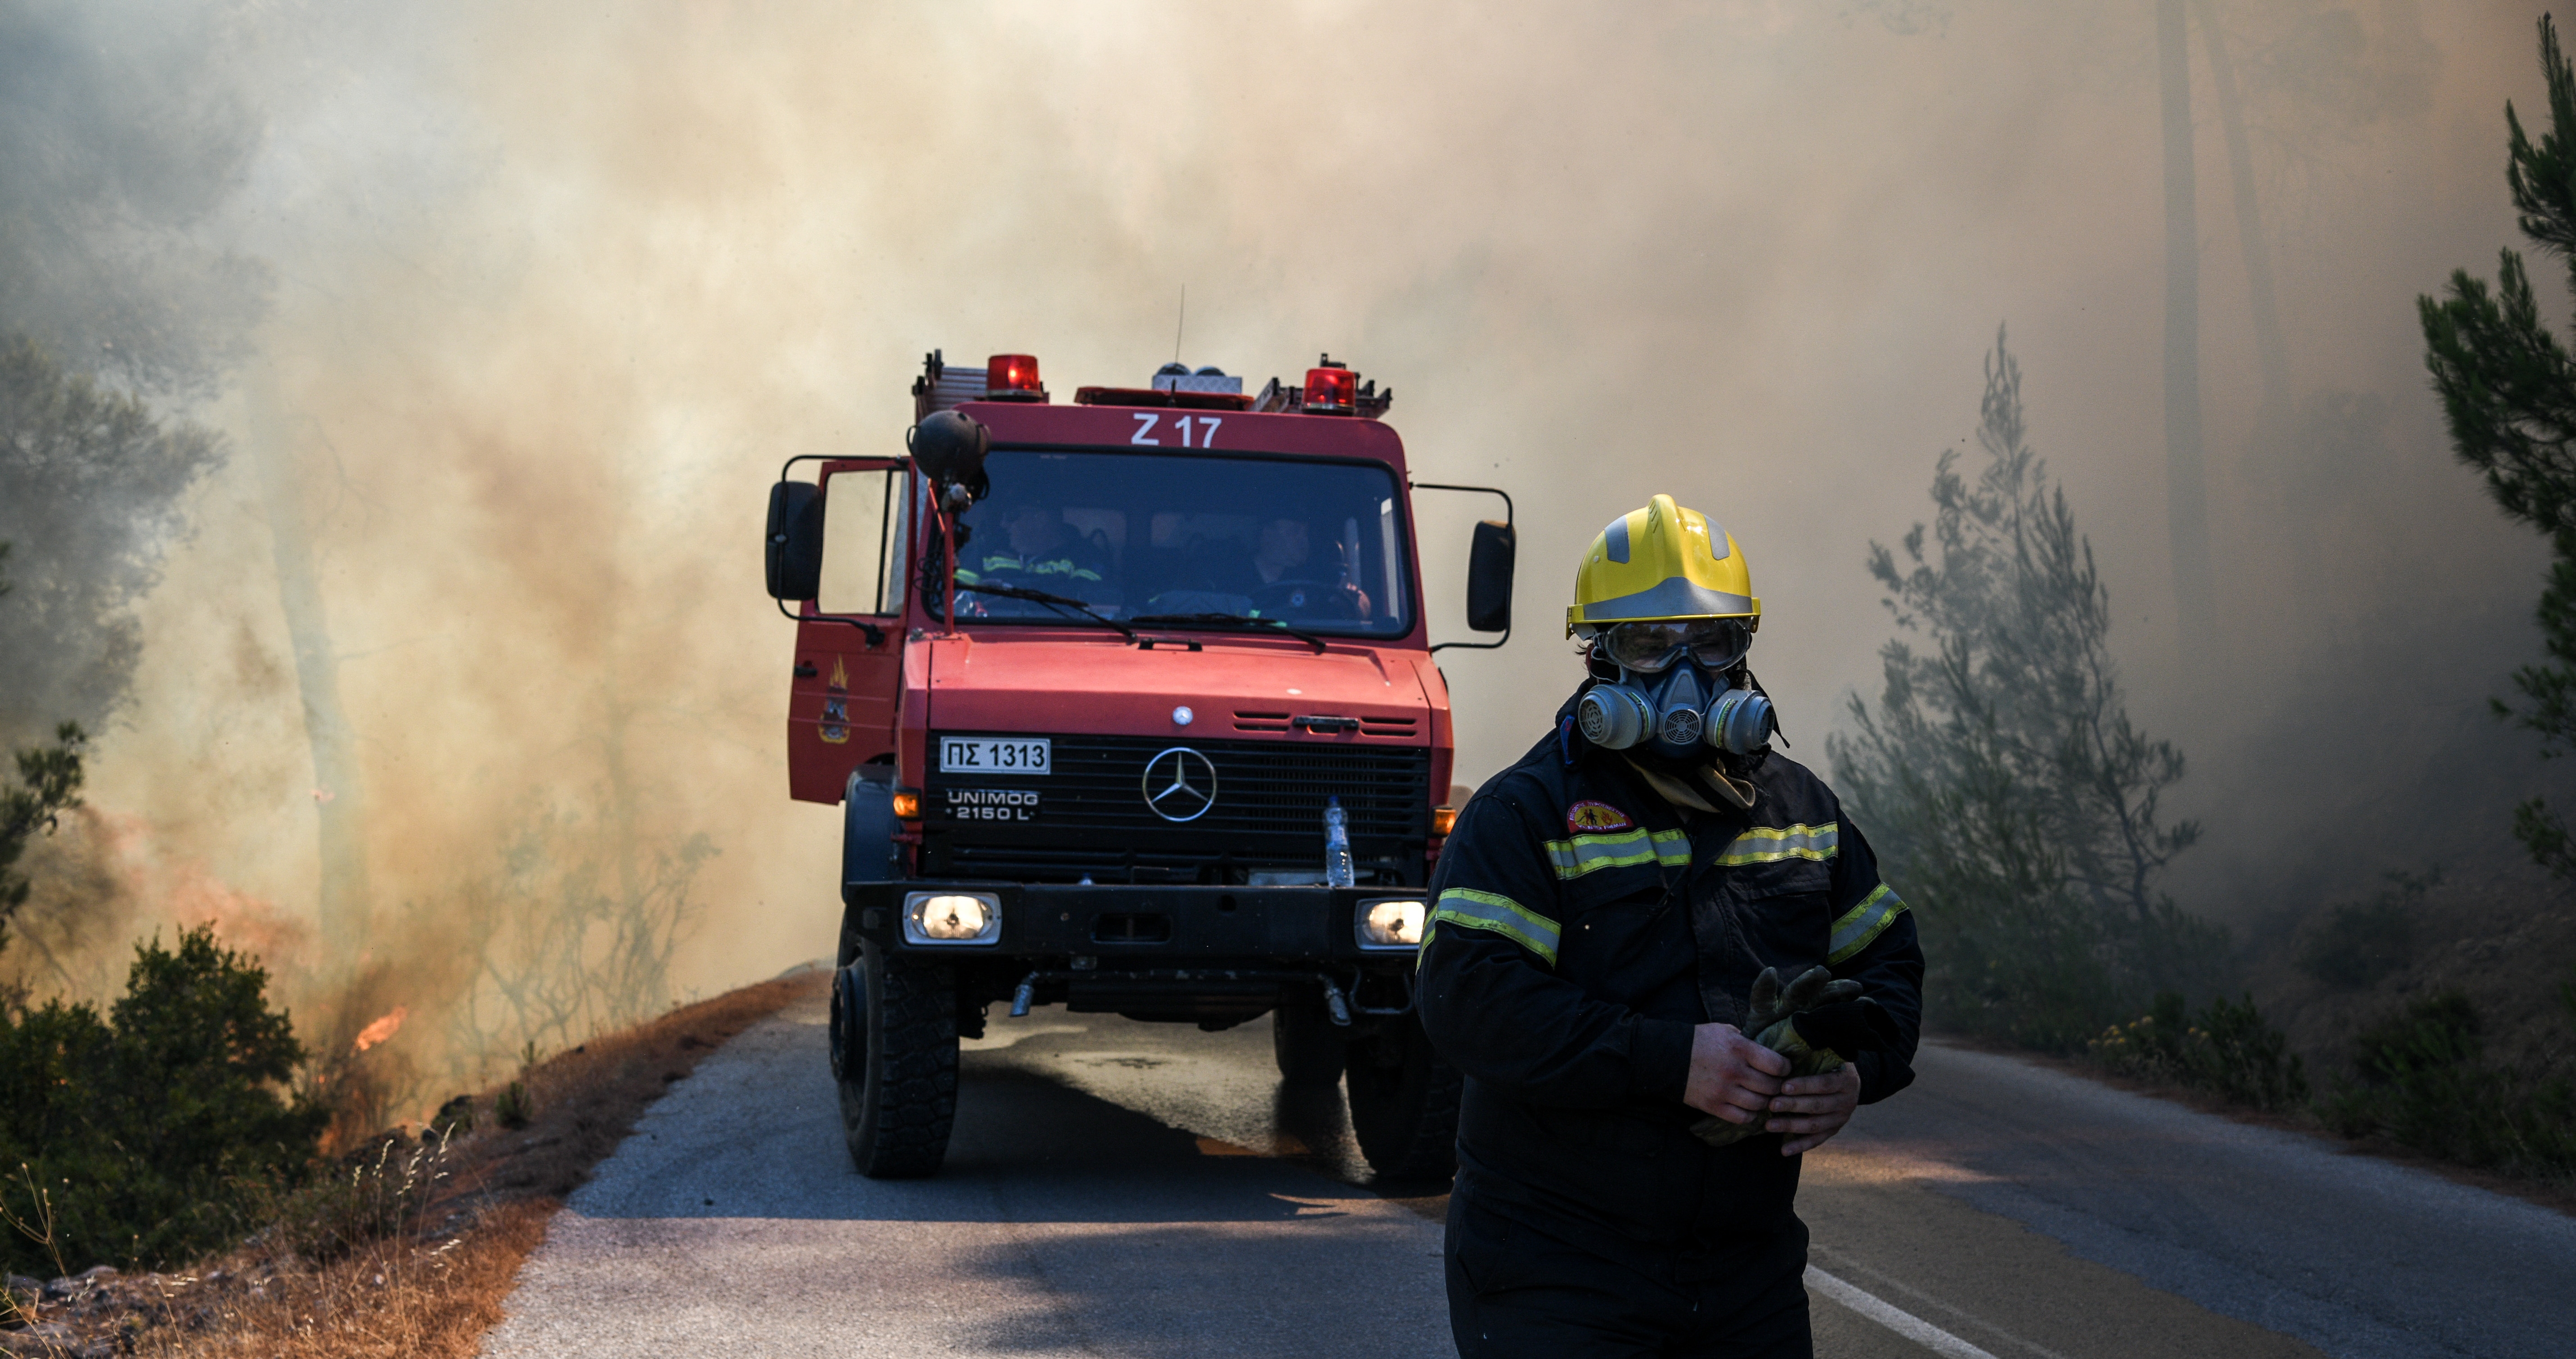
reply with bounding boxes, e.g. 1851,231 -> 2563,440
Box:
1142,746 -> 1218,823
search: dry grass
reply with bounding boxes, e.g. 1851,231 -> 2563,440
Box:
106,1200 -> 556,1359
9,968 -> 826,1359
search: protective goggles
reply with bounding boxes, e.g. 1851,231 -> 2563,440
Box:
1590,617 -> 1753,673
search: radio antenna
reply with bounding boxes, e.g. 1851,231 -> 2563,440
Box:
1172,285 -> 1187,364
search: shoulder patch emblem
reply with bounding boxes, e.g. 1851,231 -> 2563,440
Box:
1566,801 -> 1634,833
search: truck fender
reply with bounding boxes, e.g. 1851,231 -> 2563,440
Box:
839,765 -> 904,966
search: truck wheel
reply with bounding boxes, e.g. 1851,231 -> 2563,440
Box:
1344,1015 -> 1460,1183
1272,990 -> 1349,1087
839,942 -> 958,1178
829,963 -> 863,1083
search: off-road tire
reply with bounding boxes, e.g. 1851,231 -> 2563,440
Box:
839,943 -> 958,1178
829,963 -> 863,1082
1271,990 -> 1349,1087
1345,1015 -> 1460,1183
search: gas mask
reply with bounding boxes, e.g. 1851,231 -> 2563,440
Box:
1573,618 -> 1773,758
1576,660 -> 1774,758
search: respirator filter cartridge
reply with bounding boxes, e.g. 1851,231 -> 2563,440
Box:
1706,687 -> 1773,756
1576,684 -> 1656,750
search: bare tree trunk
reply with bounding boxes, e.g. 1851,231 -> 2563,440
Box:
2195,0 -> 2292,437
250,380 -> 372,962
2157,0 -> 2218,661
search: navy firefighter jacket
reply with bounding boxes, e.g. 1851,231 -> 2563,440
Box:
1416,695 -> 1924,1260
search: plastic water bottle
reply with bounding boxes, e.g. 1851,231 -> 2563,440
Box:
1324,796 -> 1356,888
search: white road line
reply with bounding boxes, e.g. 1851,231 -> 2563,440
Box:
1809,1251 -> 2074,1359
1806,1267 -> 2001,1359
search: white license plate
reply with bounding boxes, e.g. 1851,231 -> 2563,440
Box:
939,736 -> 1051,775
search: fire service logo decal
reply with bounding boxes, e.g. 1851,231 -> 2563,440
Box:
1567,801 -> 1634,833
1142,747 -> 1218,822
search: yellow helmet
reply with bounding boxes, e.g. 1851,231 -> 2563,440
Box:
1566,494 -> 1760,637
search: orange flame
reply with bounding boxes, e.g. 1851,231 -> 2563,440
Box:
352,1006 -> 408,1053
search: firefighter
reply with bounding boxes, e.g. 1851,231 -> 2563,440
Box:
958,494 -> 1108,592
1417,494 -> 1923,1358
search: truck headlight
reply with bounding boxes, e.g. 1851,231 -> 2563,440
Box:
1356,898 -> 1427,950
904,891 -> 1001,945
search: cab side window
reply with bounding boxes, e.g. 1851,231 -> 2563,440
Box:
818,468 -> 905,616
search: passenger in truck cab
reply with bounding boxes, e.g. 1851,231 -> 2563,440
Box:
1213,513 -> 1373,620
956,495 -> 1110,594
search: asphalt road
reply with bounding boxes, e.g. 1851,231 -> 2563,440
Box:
480,998 -> 2575,1358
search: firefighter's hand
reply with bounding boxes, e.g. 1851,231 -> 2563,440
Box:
1769,1064 -> 1862,1156
1683,1023 -> 1791,1125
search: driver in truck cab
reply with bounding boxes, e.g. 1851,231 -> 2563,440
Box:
1417,494 -> 1923,1359
1251,514 -> 1311,586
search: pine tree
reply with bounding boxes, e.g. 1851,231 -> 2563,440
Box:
1832,330 -> 2217,1050
0,544 -> 85,968
2420,14 -> 2576,876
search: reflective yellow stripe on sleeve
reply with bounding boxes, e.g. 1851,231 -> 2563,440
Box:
1716,821 -> 1840,866
1429,887 -> 1562,966
1541,827 -> 1693,879
1826,883 -> 1908,964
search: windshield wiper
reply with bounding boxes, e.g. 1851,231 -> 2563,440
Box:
956,581 -> 1137,643
1127,612 -> 1330,654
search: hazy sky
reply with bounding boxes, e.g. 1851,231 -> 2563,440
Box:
65,0 -> 2562,1007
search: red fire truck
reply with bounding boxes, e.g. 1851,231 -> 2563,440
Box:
763,350 -> 1514,1180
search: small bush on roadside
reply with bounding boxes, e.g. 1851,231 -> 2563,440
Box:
2320,990 -> 2576,1175
430,1093 -> 476,1138
0,926 -> 328,1274
495,1080 -> 530,1130
2090,991 -> 2310,1112
2298,872 -> 2425,989
262,1127 -> 454,1263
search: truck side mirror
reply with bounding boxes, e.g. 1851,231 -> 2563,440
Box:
766,481 -> 824,600
1465,519 -> 1515,633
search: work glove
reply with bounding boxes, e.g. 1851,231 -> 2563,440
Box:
1689,965 -> 1891,1147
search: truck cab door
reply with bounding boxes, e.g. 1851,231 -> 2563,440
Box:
787,459 -> 912,802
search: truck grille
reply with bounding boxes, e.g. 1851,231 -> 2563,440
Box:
922,733 -> 1429,884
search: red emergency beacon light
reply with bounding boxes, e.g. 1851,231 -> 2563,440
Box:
1304,357 -> 1356,415
985,353 -> 1047,401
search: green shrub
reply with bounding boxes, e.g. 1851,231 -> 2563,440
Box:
2187,994 -> 2312,1110
0,927 -> 327,1274
2298,872 -> 2424,989
2321,991 -> 2576,1174
2091,991 -> 2310,1112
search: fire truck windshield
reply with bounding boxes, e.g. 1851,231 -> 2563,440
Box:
939,449 -> 1412,636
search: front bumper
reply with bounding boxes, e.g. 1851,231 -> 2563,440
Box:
841,880 -> 1419,964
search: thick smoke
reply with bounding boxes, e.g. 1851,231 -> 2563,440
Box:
10,1 -> 2561,1103
0,0 -> 263,742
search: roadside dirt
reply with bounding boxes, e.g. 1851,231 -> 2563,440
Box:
1,968 -> 828,1359
2244,858 -> 2576,1081
1922,855 -> 2576,1223
1931,1030 -> 2576,1220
